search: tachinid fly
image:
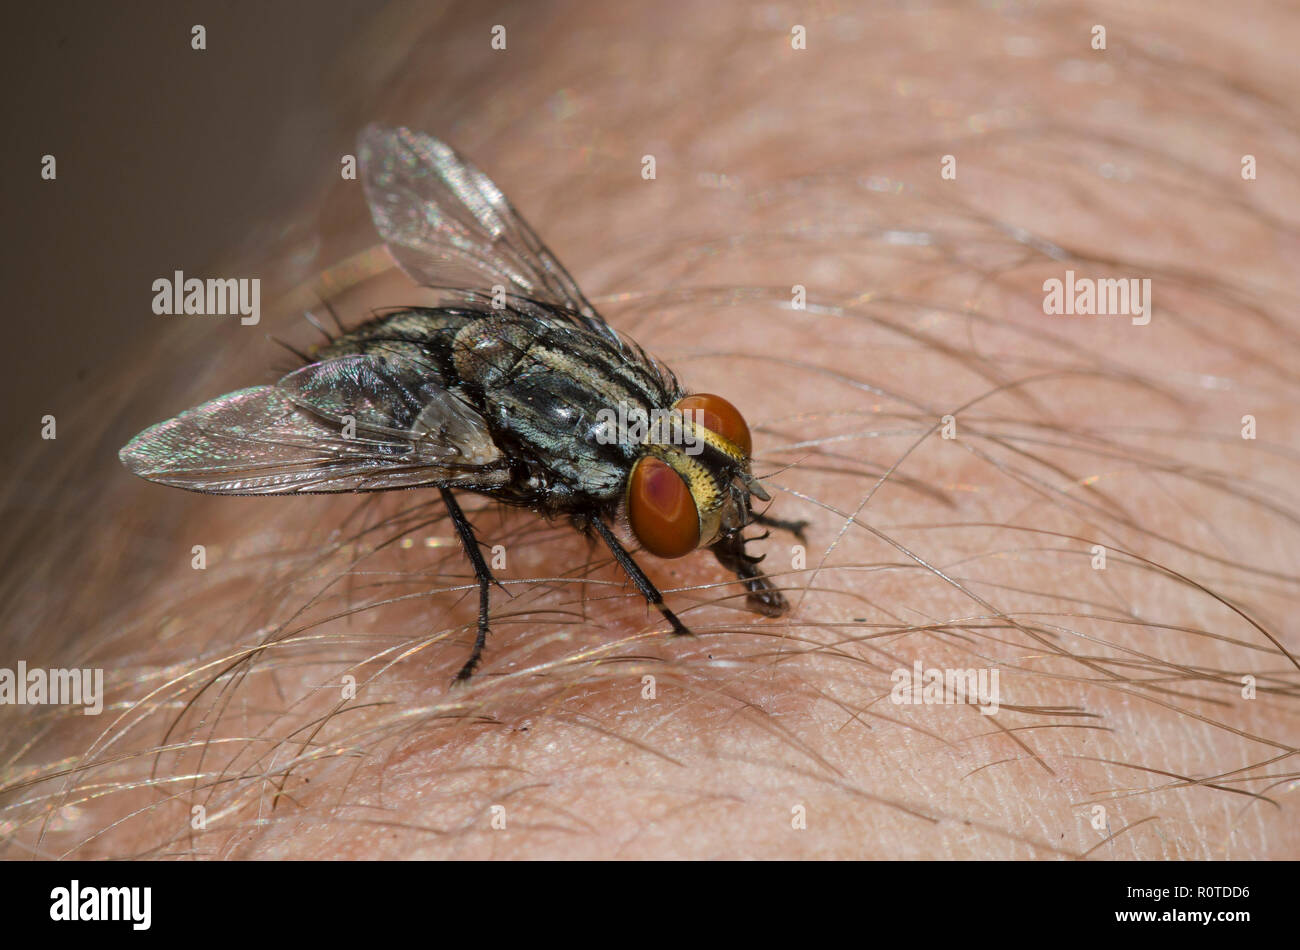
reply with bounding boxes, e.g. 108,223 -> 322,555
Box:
120,126 -> 805,681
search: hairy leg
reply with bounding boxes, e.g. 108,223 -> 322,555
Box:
438,488 -> 496,683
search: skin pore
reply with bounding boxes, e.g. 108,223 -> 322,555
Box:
3,0 -> 1298,859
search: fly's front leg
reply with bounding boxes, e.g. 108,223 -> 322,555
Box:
750,511 -> 809,543
591,517 -> 692,637
710,530 -> 790,617
440,487 -> 496,681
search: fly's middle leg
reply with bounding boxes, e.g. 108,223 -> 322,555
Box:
440,487 -> 496,681
591,517 -> 692,637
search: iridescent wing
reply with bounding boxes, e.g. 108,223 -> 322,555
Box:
359,124 -> 625,350
119,352 -> 505,495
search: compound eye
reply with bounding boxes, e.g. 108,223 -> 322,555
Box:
675,393 -> 753,458
627,457 -> 700,558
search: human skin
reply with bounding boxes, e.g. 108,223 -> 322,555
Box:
2,0 -> 1298,859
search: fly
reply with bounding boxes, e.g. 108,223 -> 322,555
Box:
120,125 -> 807,681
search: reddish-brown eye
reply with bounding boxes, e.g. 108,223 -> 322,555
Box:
627,457 -> 700,558
675,393 -> 753,457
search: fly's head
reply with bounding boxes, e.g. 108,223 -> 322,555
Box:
624,393 -> 770,559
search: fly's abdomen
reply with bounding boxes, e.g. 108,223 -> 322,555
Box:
313,308 -> 476,367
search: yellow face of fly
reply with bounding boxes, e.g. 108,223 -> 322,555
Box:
638,410 -> 766,546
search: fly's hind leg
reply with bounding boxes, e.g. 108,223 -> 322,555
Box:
591,517 -> 692,637
440,487 -> 497,681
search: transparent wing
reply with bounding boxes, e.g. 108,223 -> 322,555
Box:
276,350 -> 494,455
359,124 -> 624,349
120,355 -> 505,495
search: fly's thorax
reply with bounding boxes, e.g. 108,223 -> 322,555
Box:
451,313 -> 676,502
